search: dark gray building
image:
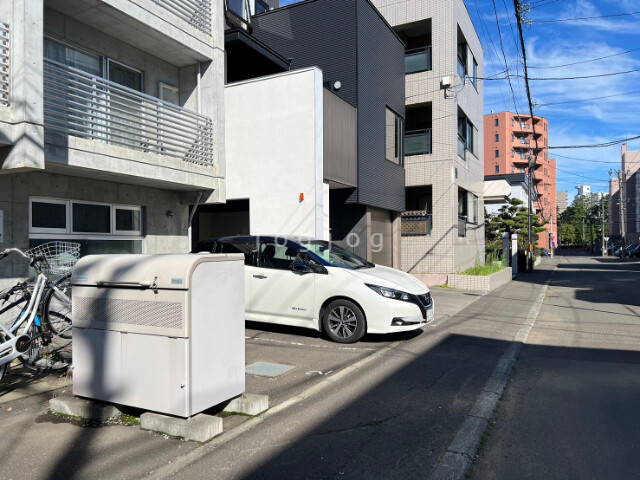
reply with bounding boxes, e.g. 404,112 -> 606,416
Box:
203,0 -> 407,265
251,0 -> 407,265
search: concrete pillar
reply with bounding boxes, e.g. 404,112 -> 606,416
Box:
0,0 -> 45,172
511,234 -> 518,276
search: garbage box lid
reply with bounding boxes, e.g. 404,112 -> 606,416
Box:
71,254 -> 244,290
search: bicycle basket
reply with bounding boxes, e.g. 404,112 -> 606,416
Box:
25,242 -> 81,275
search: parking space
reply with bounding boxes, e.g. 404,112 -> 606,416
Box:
242,288 -> 483,407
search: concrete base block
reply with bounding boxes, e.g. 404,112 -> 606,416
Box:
49,394 -> 121,422
223,393 -> 269,416
140,412 -> 223,442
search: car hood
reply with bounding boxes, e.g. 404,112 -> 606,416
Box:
344,265 -> 429,294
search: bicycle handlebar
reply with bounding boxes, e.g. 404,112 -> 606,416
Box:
0,248 -> 46,267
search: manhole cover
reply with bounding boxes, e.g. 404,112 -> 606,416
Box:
246,361 -> 294,377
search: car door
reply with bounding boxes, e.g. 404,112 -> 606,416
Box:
215,240 -> 258,314
248,240 -> 316,326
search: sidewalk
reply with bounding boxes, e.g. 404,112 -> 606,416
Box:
0,270 -> 553,479
471,254 -> 640,479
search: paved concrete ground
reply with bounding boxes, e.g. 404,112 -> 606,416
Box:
0,286 -> 487,479
472,252 -> 640,479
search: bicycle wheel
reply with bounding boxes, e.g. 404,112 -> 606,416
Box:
43,273 -> 73,339
19,322 -> 68,372
0,333 -> 7,382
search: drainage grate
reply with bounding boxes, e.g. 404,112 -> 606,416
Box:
246,361 -> 294,378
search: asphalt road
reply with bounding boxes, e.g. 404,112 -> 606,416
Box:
154,265 -> 555,480
472,252 -> 640,480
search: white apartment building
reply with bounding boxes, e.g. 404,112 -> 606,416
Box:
0,0 -> 225,285
372,0 -> 485,273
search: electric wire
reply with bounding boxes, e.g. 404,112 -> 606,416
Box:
532,10 -> 640,23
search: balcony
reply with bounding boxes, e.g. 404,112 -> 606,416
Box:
458,215 -> 467,237
156,0 -> 212,35
405,129 -> 431,156
0,22 -> 8,106
44,59 -> 213,166
401,211 -> 432,236
405,47 -> 431,74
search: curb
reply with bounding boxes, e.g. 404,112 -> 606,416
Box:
430,270 -> 554,480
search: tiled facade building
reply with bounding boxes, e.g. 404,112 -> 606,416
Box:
372,0 -> 486,274
484,112 -> 557,250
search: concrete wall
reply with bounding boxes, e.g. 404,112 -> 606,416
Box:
224,68 -> 326,239
0,171 -> 189,287
372,0 -> 485,274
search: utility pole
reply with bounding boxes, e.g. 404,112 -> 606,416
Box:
610,168 -> 628,259
549,207 -> 554,257
527,155 -> 534,271
601,194 -> 605,256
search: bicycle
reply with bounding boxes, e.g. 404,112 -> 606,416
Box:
0,248 -> 71,382
26,242 -> 80,340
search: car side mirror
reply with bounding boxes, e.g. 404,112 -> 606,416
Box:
292,260 -> 313,274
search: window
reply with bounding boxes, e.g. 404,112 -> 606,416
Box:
457,43 -> 467,77
29,198 -> 144,254
495,150 -> 499,158
44,37 -> 102,76
470,194 -> 478,223
495,165 -> 499,174
73,203 -> 111,234
385,107 -> 404,165
258,241 -> 300,270
30,199 -> 69,234
255,0 -> 270,14
107,60 -> 143,92
471,57 -> 478,88
457,113 -> 478,158
511,119 -> 514,127
495,134 -> 499,142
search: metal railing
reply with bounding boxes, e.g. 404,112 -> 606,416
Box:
43,59 -> 214,166
458,215 -> 467,237
156,0 -> 211,35
401,211 -> 432,236
405,128 -> 431,156
405,46 -> 431,74
0,22 -> 9,106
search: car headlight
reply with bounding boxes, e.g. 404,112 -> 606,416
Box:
366,284 -> 411,301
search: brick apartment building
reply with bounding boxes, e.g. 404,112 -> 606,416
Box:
484,112 -> 557,250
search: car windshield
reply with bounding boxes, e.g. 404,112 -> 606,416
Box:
299,240 -> 372,269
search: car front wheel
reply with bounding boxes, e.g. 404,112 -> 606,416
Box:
322,300 -> 366,344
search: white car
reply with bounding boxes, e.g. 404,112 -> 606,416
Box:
194,236 -> 434,343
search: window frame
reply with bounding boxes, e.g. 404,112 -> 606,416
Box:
385,107 -> 405,166
114,205 -> 143,236
29,197 -> 143,239
29,197 -> 71,235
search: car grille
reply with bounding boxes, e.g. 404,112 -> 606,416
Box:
416,292 -> 432,307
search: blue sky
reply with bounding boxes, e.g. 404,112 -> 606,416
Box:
468,0 -> 640,200
278,0 -> 639,200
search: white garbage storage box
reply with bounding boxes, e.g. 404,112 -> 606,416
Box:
71,254 -> 245,417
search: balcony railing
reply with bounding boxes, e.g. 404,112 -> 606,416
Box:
405,46 -> 432,74
43,59 -> 214,166
156,0 -> 212,35
458,215 -> 467,237
401,211 -> 432,236
0,22 -> 8,106
405,128 -> 432,156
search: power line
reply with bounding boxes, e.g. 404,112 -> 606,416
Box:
529,47 -> 640,69
538,90 -> 640,107
532,10 -> 640,23
466,68 -> 640,82
548,135 -> 640,149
